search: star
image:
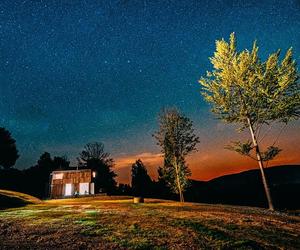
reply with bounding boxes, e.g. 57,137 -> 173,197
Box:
0,0 -> 298,183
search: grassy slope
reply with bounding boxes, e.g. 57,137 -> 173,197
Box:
0,196 -> 299,250
0,189 -> 41,209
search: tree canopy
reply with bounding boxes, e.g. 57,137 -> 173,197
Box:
78,142 -> 117,194
131,159 -> 153,197
78,142 -> 113,166
154,108 -> 199,202
199,33 -> 300,210
0,127 -> 19,169
23,152 -> 70,198
199,32 -> 300,128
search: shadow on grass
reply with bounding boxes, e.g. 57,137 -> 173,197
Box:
0,195 -> 32,209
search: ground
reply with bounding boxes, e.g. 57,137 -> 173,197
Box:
0,194 -> 299,250
0,189 -> 42,209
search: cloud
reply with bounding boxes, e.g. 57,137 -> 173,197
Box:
114,152 -> 163,184
113,130 -> 300,184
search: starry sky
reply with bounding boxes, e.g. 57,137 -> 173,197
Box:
0,0 -> 299,183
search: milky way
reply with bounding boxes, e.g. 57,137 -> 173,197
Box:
0,0 -> 299,181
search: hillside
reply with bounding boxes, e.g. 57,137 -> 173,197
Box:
0,195 -> 299,249
0,189 -> 42,209
186,165 -> 300,209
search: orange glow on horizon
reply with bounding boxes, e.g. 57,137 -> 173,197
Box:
114,126 -> 300,184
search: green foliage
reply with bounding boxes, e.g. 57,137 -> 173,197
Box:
199,33 -> 299,209
261,146 -> 282,161
154,108 -> 199,201
225,141 -> 253,156
225,141 -> 282,162
199,33 -> 299,162
160,159 -> 191,195
199,33 -> 300,128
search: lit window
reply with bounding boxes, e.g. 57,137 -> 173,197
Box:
92,171 -> 96,178
53,173 -> 63,179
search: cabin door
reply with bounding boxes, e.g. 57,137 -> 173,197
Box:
79,183 -> 89,195
65,183 -> 73,196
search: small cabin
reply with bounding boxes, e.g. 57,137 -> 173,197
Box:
50,169 -> 95,199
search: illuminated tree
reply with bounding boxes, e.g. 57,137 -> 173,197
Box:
154,109 -> 200,202
199,33 -> 300,210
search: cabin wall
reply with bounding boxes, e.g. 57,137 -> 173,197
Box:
50,184 -> 64,199
50,170 -> 93,198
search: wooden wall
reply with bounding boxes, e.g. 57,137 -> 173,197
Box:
50,184 -> 64,199
50,170 -> 92,198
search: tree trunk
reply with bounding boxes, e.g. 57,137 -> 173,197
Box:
247,118 -> 274,210
174,160 -> 184,202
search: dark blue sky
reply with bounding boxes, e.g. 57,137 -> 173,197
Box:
0,0 -> 299,174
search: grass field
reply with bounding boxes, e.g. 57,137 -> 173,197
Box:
0,194 -> 299,249
0,189 -> 42,209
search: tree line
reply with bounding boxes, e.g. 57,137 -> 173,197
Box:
0,112 -> 198,201
0,33 -> 299,210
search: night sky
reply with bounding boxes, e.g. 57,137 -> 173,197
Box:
1,0 -> 299,183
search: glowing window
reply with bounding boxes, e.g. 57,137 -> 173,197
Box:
92,171 -> 96,178
53,173 -> 63,179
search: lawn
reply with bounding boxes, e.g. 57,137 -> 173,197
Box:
0,195 -> 299,249
0,189 -> 42,209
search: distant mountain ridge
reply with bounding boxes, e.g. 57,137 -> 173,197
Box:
186,165 -> 300,209
209,165 -> 300,185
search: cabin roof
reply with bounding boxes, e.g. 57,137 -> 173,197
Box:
51,169 -> 92,174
